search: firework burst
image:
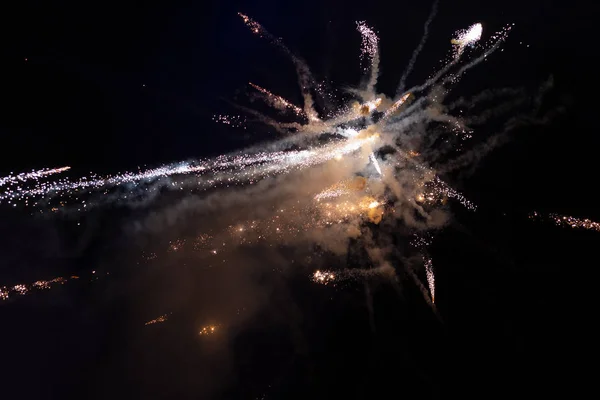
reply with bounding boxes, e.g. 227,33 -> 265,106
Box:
2,9 -> 530,315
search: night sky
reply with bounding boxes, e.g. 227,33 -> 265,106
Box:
1,0 -> 597,399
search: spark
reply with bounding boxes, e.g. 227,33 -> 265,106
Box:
314,177 -> 367,201
314,186 -> 348,201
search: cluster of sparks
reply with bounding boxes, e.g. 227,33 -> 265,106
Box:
198,325 -> 218,336
212,114 -> 247,128
312,270 -> 336,285
2,9 -> 526,313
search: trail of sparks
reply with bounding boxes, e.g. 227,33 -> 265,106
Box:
424,256 -> 435,303
249,82 -> 304,116
145,314 -> 170,325
238,12 -> 319,122
0,139 -> 376,205
530,212 -> 600,233
0,167 -> 70,187
356,21 -> 380,95
311,266 -> 392,286
0,275 -> 80,301
382,93 -> 412,120
433,177 -> 477,211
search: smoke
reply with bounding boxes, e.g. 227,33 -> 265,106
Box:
397,0 -> 439,95
440,76 -> 557,176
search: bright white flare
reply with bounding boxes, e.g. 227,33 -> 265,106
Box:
452,23 -> 483,57
453,23 -> 482,46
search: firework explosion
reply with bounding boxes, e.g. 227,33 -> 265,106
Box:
1,8 -> 529,313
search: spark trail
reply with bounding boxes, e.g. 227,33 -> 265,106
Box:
424,256 -> 435,303
249,82 -> 304,116
0,167 -> 70,187
530,212 -> 600,233
356,21 -> 380,98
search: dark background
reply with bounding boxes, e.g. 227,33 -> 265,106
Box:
1,0 -> 597,399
